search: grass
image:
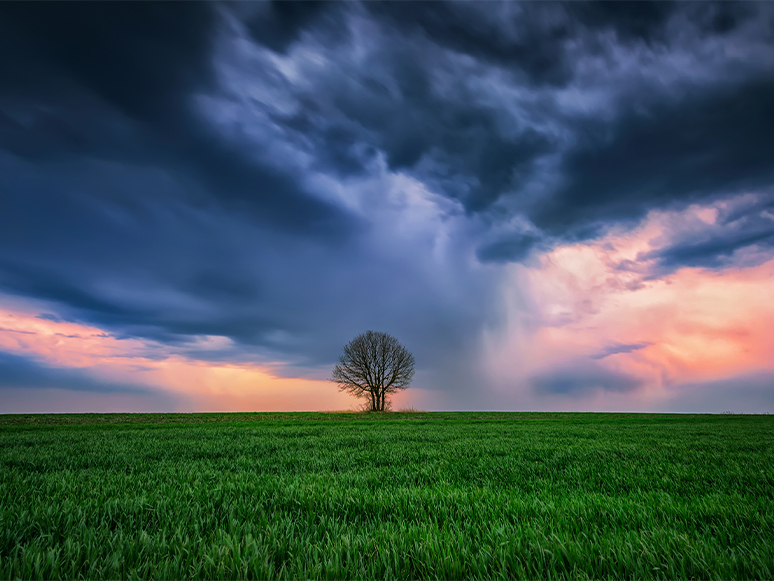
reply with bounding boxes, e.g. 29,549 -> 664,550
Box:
1,412 -> 772,579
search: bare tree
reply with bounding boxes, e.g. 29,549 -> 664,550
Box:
331,331 -> 415,411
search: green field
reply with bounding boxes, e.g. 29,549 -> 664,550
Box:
1,412 -> 773,579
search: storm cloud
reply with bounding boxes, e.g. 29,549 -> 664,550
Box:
1,1 -> 773,410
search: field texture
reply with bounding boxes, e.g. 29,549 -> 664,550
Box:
1,412 -> 773,579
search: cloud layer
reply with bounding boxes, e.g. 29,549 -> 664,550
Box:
1,1 -> 773,411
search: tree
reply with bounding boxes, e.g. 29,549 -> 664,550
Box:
331,330 -> 415,411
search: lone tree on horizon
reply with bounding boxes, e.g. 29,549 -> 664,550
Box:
331,330 -> 415,411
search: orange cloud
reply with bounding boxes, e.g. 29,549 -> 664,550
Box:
0,303 -> 357,412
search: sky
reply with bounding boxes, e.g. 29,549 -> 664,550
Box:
1,1 -> 773,413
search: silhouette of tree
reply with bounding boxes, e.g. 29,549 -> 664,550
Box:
331,330 -> 415,411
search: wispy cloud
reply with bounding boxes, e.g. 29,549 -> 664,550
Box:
591,342 -> 653,360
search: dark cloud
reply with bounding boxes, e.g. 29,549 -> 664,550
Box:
569,1 -> 676,42
534,78 -> 774,237
0,1 -> 356,236
684,2 -> 758,37
640,195 -> 774,275
266,32 -> 555,210
0,0 -> 364,360
0,147 -> 493,373
0,0 -> 506,377
244,1 -> 343,54
476,232 -> 542,264
646,227 -> 774,273
369,2 -> 577,86
531,362 -> 643,396
247,0 -> 774,266
0,2 -> 215,123
370,1 -> 681,86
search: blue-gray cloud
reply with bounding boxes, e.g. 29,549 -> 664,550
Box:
0,350 -> 161,395
591,342 -> 653,360
638,194 -> 774,277
531,362 -> 643,396
476,233 -> 543,264
659,373 -> 774,414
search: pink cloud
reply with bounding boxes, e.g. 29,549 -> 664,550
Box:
487,198 -> 774,410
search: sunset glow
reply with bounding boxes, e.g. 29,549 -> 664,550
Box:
486,200 -> 774,411
0,303 -> 353,412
